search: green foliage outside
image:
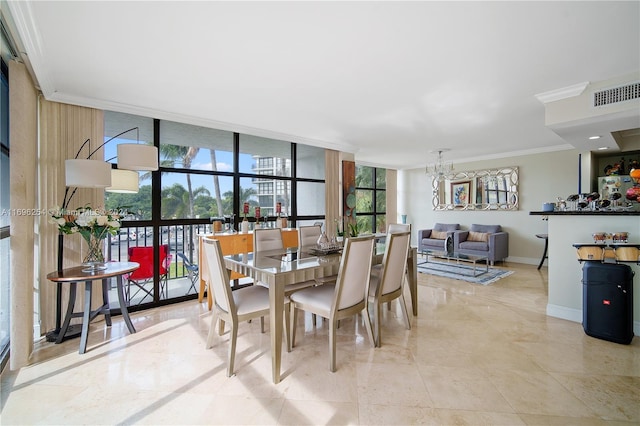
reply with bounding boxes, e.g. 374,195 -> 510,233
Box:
106,142 -> 260,220
105,185 -> 152,220
353,165 -> 387,234
106,183 -> 258,220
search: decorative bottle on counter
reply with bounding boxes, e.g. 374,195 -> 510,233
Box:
316,231 -> 329,248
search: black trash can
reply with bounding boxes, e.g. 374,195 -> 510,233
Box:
582,261 -> 634,345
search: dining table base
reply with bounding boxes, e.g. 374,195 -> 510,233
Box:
223,246 -> 418,383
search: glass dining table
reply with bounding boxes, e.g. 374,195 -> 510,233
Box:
223,244 -> 418,384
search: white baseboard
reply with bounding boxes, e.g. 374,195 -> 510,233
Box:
547,303 -> 640,336
547,304 -> 582,323
505,256 -> 539,266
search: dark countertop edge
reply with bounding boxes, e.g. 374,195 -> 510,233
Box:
530,211 -> 640,216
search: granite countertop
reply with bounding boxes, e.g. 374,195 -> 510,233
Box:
530,210 -> 640,216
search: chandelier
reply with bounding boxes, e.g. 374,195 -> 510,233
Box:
425,149 -> 453,181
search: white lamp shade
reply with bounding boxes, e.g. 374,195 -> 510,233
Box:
65,159 -> 112,188
117,144 -> 158,171
106,169 -> 139,193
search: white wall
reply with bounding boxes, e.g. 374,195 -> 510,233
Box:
400,148 -> 583,265
547,215 -> 640,335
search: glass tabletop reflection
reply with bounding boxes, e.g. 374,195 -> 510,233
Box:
224,247 -> 342,274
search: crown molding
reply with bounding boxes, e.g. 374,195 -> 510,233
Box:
535,82 -> 589,104
47,91 -> 359,155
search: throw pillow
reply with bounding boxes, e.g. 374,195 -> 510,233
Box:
468,231 -> 489,242
430,230 -> 446,240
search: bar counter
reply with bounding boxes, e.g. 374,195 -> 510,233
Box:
530,210 -> 640,216
529,210 -> 640,336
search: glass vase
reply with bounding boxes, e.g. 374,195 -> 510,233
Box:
82,233 -> 107,272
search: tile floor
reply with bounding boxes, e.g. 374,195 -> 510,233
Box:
1,262 -> 638,425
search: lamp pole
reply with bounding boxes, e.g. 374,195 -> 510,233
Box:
46,127 -> 140,343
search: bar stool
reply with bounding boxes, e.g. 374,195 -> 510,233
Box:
536,233 -> 548,269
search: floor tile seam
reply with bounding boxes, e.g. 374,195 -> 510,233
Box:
514,347 -> 582,377
530,364 -> 640,379
414,366 -> 442,410
473,372 -> 529,417
459,293 -> 547,317
420,379 -> 517,413
430,404 -> 519,416
355,395 -> 436,411
2,353 -> 124,392
485,368 -> 602,419
2,379 -> 88,402
515,412 -> 625,424
547,369 -> 640,386
520,340 -> 640,356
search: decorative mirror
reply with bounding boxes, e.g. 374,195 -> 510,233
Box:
431,167 -> 519,211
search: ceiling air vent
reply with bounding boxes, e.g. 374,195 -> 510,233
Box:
593,82 -> 640,107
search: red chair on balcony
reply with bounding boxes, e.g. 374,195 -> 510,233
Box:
126,244 -> 170,305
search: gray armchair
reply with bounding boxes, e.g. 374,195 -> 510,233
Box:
418,223 -> 460,253
454,224 -> 509,265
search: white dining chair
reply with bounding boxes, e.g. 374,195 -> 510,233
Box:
253,228 -> 284,252
368,231 -> 411,347
387,223 -> 411,233
289,235 -> 376,372
203,238 -> 290,377
298,224 -> 322,248
253,227 -> 316,300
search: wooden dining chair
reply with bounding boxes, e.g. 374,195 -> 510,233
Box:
289,235 -> 376,372
368,231 -> 411,347
203,238 -> 290,377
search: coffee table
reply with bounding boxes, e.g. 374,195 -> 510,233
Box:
419,249 -> 489,277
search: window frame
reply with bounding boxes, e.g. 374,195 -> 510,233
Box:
355,165 -> 386,234
104,114 -> 326,311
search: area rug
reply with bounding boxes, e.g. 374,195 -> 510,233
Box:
417,261 -> 514,285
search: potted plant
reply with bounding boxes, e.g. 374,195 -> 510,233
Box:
335,217 -> 344,242
348,222 -> 360,238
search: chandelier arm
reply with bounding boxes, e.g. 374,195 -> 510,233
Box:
73,138 -> 91,159
86,127 -> 139,160
62,127 -> 139,210
62,187 -> 79,211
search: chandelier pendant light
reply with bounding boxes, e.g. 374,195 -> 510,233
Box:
65,159 -> 112,189
106,169 -> 139,193
62,127 -> 159,209
117,143 -> 158,171
425,149 -> 453,181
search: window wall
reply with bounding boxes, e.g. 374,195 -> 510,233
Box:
104,112 -> 326,308
103,111 -> 155,220
355,165 -> 386,234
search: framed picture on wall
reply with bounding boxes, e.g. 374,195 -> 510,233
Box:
451,180 -> 471,205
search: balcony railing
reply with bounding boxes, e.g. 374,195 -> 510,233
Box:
108,223 -> 211,305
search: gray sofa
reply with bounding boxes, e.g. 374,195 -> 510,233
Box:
454,224 -> 509,265
418,223 -> 460,253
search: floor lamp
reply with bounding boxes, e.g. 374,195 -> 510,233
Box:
45,127 -> 158,342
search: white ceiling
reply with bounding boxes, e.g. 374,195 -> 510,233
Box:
4,1 -> 640,169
